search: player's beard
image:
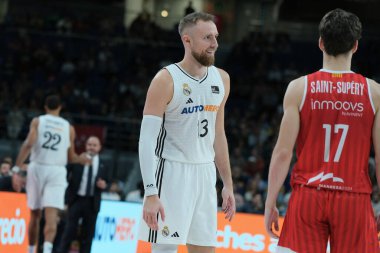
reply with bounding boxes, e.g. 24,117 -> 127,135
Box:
191,50 -> 215,67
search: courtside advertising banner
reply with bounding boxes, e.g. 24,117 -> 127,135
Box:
91,200 -> 142,253
137,212 -> 284,253
0,192 -> 30,253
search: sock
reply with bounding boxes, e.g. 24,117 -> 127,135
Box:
43,241 -> 53,253
28,245 -> 36,253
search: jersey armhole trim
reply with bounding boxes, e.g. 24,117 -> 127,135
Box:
366,78 -> 376,114
299,75 -> 307,111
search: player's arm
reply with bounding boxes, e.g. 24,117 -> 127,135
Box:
140,69 -> 173,230
14,118 -> 39,168
214,68 -> 235,221
264,76 -> 304,238
369,79 -> 380,231
370,80 -> 380,191
67,125 -> 90,165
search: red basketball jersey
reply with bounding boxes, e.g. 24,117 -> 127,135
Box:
291,69 -> 375,193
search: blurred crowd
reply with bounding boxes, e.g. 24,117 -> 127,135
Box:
1,9 -> 380,217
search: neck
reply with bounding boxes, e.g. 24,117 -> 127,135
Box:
178,56 -> 208,79
46,110 -> 60,116
322,52 -> 352,71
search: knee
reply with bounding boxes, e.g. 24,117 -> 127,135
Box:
152,244 -> 178,253
30,210 -> 42,223
44,221 -> 57,235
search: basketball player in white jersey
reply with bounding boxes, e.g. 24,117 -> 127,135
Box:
138,12 -> 236,253
12,94 -> 90,253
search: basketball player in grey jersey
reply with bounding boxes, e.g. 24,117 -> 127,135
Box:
13,94 -> 90,253
138,12 -> 235,253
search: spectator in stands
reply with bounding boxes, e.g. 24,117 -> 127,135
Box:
0,167 -> 27,192
0,161 -> 11,177
125,180 -> 144,203
101,179 -> 123,201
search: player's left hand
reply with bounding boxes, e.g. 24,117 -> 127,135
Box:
222,187 -> 236,221
11,173 -> 25,192
96,178 -> 107,189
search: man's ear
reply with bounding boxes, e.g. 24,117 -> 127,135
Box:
318,37 -> 325,52
352,40 -> 358,54
182,34 -> 191,44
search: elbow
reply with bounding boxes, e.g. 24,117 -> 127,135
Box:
23,142 -> 33,151
273,147 -> 293,162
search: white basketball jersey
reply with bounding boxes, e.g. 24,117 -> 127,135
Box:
156,63 -> 225,163
30,114 -> 71,166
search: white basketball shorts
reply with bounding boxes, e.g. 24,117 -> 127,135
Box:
138,159 -> 217,246
26,161 -> 67,210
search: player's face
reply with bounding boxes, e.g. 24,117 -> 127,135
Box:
190,20 -> 218,66
86,137 -> 101,156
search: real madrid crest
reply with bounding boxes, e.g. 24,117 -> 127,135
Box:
162,226 -> 170,237
182,83 -> 192,96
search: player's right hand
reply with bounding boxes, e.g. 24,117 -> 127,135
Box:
79,152 -> 92,165
264,205 -> 280,239
376,215 -> 380,232
143,195 -> 165,231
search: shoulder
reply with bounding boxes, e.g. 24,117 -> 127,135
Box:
215,67 -> 230,93
216,67 -> 230,83
151,68 -> 173,86
29,117 -> 39,129
284,76 -> 306,107
287,76 -> 306,94
367,78 -> 380,110
367,78 -> 380,94
148,68 -> 174,96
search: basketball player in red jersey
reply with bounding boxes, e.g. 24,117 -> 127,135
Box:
265,9 -> 380,253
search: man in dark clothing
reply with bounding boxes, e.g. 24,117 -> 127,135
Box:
57,136 -> 109,253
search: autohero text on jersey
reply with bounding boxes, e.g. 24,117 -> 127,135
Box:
181,105 -> 219,114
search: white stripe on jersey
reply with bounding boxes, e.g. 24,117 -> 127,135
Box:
30,114 -> 71,166
159,64 -> 225,164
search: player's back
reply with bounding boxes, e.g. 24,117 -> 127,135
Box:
292,69 -> 375,193
158,63 -> 225,163
30,114 -> 71,166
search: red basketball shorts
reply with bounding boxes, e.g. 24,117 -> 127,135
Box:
277,185 -> 379,253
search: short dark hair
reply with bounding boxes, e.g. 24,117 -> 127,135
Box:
45,94 -> 61,110
319,8 -> 362,56
178,12 -> 215,36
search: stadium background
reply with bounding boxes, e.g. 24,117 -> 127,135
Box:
0,0 -> 380,252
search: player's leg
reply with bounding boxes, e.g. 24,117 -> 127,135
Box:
26,163 -> 43,253
186,163 -> 217,251
42,166 -> 67,253
187,244 -> 215,253
28,209 -> 42,253
151,243 -> 178,253
43,207 -> 59,253
277,185 -> 329,253
329,191 -> 379,253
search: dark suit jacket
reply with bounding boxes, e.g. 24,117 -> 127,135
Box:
65,159 -> 109,213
